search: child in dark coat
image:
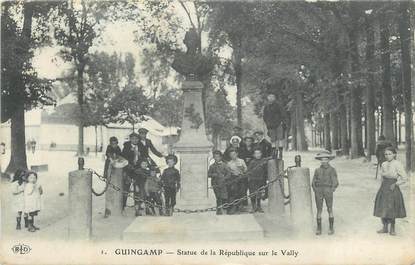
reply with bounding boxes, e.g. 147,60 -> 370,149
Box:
374,147 -> 407,236
246,148 -> 267,213
312,150 -> 338,235
161,155 -> 180,216
208,151 -> 232,215
104,136 -> 122,178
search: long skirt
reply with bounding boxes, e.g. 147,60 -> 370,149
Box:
374,177 -> 406,219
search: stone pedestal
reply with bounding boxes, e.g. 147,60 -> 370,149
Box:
68,169 -> 92,240
267,159 -> 286,219
173,80 -> 213,209
105,167 -> 125,217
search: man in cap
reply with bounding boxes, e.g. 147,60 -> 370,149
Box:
137,128 -> 164,170
263,92 -> 287,159
312,150 -> 338,235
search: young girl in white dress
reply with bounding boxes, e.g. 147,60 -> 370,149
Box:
24,171 -> 43,232
11,169 -> 27,230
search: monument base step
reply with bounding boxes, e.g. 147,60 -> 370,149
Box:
122,212 -> 264,242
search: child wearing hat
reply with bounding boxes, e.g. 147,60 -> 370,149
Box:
161,154 -> 180,216
312,150 -> 338,235
373,147 -> 407,236
208,150 -> 232,215
104,136 -> 122,178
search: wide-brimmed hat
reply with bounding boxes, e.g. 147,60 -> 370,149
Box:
230,135 -> 242,144
244,136 -> 254,141
315,150 -> 335,160
165,154 -> 178,164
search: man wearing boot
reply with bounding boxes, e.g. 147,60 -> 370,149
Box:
208,151 -> 232,215
246,148 -> 267,213
312,150 -> 338,235
262,92 -> 287,160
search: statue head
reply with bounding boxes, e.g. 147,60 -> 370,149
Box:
183,28 -> 199,55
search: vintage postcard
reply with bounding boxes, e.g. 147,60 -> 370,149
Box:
1,0 -> 414,264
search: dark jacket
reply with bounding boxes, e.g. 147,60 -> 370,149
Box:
312,165 -> 339,190
132,167 -> 149,186
263,102 -> 286,129
161,167 -> 180,189
255,139 -> 272,158
138,138 -> 163,159
239,145 -> 254,165
105,145 -> 121,159
246,158 -> 267,182
208,161 -> 231,199
122,141 -> 141,166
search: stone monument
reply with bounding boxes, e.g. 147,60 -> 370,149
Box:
171,28 -> 215,209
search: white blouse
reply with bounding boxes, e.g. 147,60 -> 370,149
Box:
380,160 -> 407,185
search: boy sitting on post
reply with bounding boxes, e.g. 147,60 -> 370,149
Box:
312,150 -> 339,235
161,154 -> 180,216
208,150 -> 231,215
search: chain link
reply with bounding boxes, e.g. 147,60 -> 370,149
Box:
88,165 -> 290,214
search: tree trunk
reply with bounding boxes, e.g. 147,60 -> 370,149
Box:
95,125 -> 98,156
365,15 -> 377,160
398,1 -> 414,171
233,48 -> 243,128
398,111 -> 402,145
5,2 -> 34,176
295,87 -> 308,151
77,67 -> 85,156
348,12 -> 365,158
331,112 -> 339,150
380,16 -> 395,145
324,113 -> 331,151
290,110 -> 297,150
339,101 -> 349,155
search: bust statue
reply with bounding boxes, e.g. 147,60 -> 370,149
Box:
171,28 -> 216,80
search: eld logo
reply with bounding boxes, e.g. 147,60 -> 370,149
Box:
11,244 -> 31,254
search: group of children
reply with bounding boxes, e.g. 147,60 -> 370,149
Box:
11,169 -> 43,232
104,136 -> 180,217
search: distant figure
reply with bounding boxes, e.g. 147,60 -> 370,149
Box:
374,147 -> 407,236
312,150 -> 338,235
30,139 -> 36,154
160,154 -> 180,216
208,150 -> 231,215
262,92 -> 287,159
24,171 -> 43,232
0,142 -> 5,154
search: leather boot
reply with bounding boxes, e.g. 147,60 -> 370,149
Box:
328,217 -> 334,235
377,218 -> 388,233
16,217 -> 21,230
389,219 -> 396,236
316,218 -> 322,235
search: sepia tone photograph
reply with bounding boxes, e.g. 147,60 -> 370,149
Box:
0,0 -> 414,264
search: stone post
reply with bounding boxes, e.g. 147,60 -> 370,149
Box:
267,159 -> 285,218
68,169 -> 92,240
174,80 -> 213,209
104,164 -> 126,217
287,167 -> 313,234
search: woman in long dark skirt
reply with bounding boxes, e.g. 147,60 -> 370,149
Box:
373,147 -> 407,236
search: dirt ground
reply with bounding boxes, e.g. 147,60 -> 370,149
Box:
1,149 -> 413,242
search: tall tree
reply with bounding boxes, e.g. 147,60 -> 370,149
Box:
398,1 -> 414,171
1,2 -> 55,175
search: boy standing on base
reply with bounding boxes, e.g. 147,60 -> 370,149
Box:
312,150 -> 339,235
246,148 -> 267,213
161,155 -> 180,216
